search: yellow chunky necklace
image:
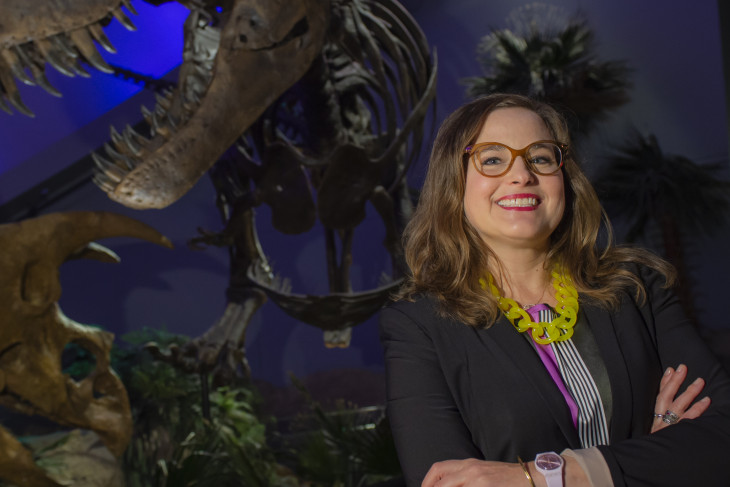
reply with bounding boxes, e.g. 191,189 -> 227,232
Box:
479,266 -> 579,345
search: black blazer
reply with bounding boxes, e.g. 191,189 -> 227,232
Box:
380,266 -> 730,487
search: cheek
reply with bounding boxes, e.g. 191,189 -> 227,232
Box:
463,169 -> 489,220
553,179 -> 566,222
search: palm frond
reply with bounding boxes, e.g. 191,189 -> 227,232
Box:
464,5 -> 631,136
594,131 -> 730,242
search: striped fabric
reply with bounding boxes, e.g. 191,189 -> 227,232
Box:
536,307 -> 610,448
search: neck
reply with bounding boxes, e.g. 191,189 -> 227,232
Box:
488,245 -> 555,307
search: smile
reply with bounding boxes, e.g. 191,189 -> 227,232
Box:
496,197 -> 539,208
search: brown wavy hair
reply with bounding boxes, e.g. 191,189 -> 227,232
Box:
396,93 -> 675,326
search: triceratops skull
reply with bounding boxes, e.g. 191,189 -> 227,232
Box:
0,211 -> 171,465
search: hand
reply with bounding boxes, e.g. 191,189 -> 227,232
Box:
651,363 -> 711,433
421,458 -> 526,487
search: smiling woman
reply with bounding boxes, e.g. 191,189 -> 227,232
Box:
380,94 -> 730,487
463,107 -> 565,258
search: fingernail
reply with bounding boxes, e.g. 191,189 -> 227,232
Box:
677,364 -> 686,372
664,367 -> 672,376
701,396 -> 711,402
693,377 -> 703,385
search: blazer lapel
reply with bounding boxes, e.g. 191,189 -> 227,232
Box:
582,303 -> 633,440
477,315 -> 582,449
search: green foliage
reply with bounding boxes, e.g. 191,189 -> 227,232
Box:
68,328 -> 403,486
114,328 -> 293,487
463,4 -> 630,136
287,375 -> 402,487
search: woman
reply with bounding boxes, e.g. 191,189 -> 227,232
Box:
379,94 -> 730,486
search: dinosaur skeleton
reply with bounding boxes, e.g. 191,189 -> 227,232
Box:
0,211 -> 171,486
146,0 -> 436,384
1,0 -> 435,400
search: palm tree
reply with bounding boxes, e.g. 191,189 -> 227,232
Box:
463,4 -> 631,137
593,131 -> 730,326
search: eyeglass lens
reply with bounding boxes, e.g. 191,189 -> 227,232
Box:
472,142 -> 562,176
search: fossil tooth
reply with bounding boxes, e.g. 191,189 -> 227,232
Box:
93,172 -> 117,193
110,125 -> 124,146
112,7 -> 137,31
150,112 -> 167,137
51,34 -> 78,59
35,69 -> 62,97
118,154 -> 136,171
124,124 -> 148,154
120,0 -> 138,16
70,58 -> 91,78
88,23 -> 117,54
1,49 -> 34,86
0,97 -> 13,115
104,140 -> 137,170
92,152 -> 126,183
165,112 -> 179,132
14,44 -> 62,97
104,142 -> 125,162
140,104 -> 153,125
155,92 -> 172,111
69,28 -> 113,74
8,92 -> 35,117
35,38 -> 75,77
0,68 -> 34,116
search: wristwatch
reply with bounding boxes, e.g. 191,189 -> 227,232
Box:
534,451 -> 564,487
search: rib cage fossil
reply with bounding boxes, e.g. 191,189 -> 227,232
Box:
0,0 -> 436,474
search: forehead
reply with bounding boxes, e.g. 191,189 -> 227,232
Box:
475,107 -> 552,147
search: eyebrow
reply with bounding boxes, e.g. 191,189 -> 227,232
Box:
480,144 -> 505,152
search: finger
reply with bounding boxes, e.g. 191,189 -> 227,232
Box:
659,366 -> 675,388
422,462 -> 443,487
422,460 -> 459,487
654,364 -> 685,412
670,377 -> 707,413
681,396 -> 711,420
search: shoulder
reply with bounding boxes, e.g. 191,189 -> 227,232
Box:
379,294 -> 467,340
380,294 -> 442,330
609,261 -> 678,326
382,293 -> 439,316
609,260 -> 674,300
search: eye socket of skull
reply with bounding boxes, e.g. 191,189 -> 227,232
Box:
61,342 -> 98,383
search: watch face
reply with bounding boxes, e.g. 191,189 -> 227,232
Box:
536,452 -> 563,471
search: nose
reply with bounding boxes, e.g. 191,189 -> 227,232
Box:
508,156 -> 536,184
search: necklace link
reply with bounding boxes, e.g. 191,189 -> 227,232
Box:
479,266 -> 579,344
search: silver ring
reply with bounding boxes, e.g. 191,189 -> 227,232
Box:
653,413 -> 664,419
662,409 -> 680,425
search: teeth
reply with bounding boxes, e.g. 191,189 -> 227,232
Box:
112,6 -> 137,31
497,197 -> 538,208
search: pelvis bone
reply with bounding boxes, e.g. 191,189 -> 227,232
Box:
0,211 -> 171,484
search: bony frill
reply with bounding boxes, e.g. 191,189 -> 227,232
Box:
479,266 -> 579,345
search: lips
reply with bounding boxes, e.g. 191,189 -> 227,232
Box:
496,193 -> 540,210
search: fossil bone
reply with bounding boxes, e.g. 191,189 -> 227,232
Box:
0,211 -> 172,485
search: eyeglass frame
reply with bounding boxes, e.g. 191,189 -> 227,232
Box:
463,140 -> 568,177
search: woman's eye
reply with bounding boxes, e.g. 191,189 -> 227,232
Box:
530,157 -> 551,165
481,157 -> 504,166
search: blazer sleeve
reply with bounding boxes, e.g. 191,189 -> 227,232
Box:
380,302 -> 482,487
596,265 -> 730,487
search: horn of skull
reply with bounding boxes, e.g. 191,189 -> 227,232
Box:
0,211 -> 172,486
